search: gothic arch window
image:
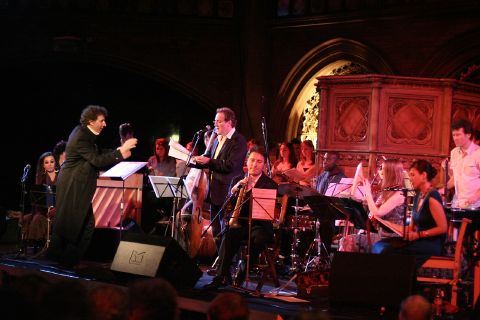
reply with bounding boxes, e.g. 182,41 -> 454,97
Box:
295,61 -> 370,146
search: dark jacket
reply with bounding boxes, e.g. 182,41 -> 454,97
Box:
53,125 -> 123,242
204,130 -> 247,206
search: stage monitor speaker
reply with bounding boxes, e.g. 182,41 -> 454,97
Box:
110,233 -> 202,289
85,220 -> 143,262
329,252 -> 415,307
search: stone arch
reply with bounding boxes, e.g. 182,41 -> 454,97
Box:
420,29 -> 480,80
274,38 -> 394,143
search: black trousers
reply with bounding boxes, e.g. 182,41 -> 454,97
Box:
47,208 -> 95,266
217,223 -> 273,278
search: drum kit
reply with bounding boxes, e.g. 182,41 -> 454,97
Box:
277,182 -> 330,273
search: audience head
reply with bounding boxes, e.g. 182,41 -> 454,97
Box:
207,292 -> 249,320
128,278 -> 178,320
80,105 -> 108,127
322,152 -> 340,172
409,159 -> 438,189
398,294 -> 432,320
40,279 -> 93,320
53,140 -> 67,167
89,285 -> 129,320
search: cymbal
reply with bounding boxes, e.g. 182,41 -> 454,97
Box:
291,204 -> 313,212
278,183 -> 319,198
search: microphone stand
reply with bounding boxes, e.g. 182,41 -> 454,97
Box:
261,117 -> 272,178
172,132 -> 202,239
17,166 -> 30,256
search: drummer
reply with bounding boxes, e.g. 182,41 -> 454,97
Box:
314,151 -> 346,255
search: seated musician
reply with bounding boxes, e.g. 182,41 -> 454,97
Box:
345,159 -> 406,252
314,151 -> 345,255
203,146 -> 277,289
23,151 -> 58,249
371,160 -> 448,268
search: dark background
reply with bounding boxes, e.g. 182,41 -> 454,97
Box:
2,59 -> 213,211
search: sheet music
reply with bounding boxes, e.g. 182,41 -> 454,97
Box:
282,168 -> 306,182
168,139 -> 192,163
251,188 -> 277,221
148,176 -> 189,199
100,161 -> 147,180
350,162 -> 363,197
325,182 -> 350,197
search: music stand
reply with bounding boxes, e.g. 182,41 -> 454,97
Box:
243,188 -> 276,290
148,176 -> 188,238
100,161 -> 147,239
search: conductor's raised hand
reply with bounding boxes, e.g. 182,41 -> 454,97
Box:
119,137 -> 138,159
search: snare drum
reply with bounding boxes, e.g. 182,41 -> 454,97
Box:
286,214 -> 315,230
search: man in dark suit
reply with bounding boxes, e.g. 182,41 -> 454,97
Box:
47,105 -> 137,267
194,107 -> 248,250
203,146 -> 278,289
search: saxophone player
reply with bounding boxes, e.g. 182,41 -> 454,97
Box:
203,146 -> 278,290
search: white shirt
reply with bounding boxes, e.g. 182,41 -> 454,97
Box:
450,142 -> 480,208
213,127 -> 236,159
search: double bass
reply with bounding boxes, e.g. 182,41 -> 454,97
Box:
181,130 -> 217,259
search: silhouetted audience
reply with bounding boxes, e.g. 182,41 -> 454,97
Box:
207,292 -> 249,320
398,294 -> 432,320
40,279 -> 93,320
128,278 -> 178,320
90,284 -> 129,320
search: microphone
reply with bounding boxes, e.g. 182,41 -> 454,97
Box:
383,186 -> 414,192
196,125 -> 212,135
21,164 -> 31,183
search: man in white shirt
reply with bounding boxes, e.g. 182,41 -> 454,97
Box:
448,119 -> 480,209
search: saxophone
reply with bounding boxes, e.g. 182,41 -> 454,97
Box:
229,178 -> 248,228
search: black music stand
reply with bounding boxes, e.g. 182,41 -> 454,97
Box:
29,185 -> 56,257
148,176 -> 189,238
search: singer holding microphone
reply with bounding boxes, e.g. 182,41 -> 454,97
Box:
203,146 -> 277,289
46,105 -> 137,267
193,107 -> 247,252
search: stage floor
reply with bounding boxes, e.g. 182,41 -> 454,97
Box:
0,243 -> 476,320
